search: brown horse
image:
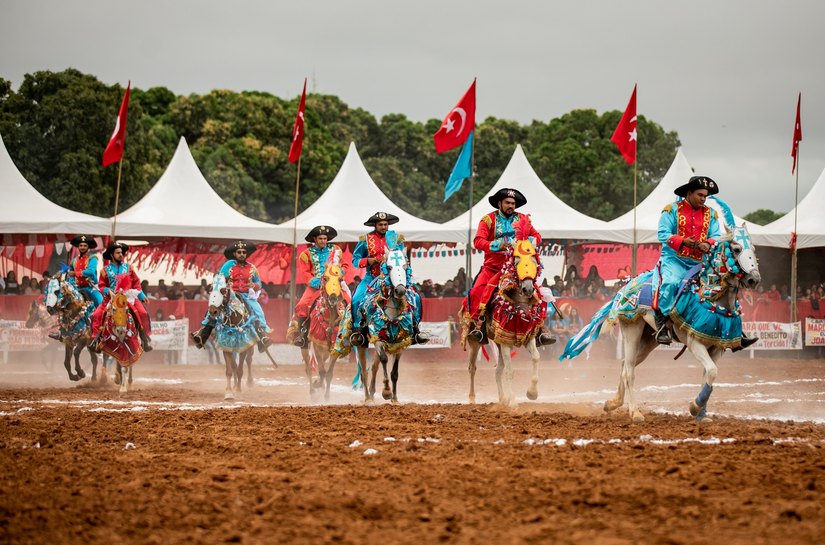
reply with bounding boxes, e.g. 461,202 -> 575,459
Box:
43,276 -> 99,382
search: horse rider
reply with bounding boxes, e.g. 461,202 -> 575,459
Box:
89,241 -> 153,352
289,225 -> 351,347
464,188 -> 555,346
349,211 -> 428,347
66,235 -> 104,310
191,241 -> 273,352
654,175 -> 757,349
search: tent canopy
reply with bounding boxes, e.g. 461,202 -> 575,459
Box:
113,137 -> 290,242
0,133 -> 110,235
278,142 -> 460,242
753,166 -> 825,249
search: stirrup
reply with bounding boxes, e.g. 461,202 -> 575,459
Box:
536,332 -> 556,346
258,337 -> 272,353
350,331 -> 366,347
48,331 -> 62,342
467,329 -> 484,343
190,331 -> 205,349
655,327 -> 672,345
732,334 -> 758,352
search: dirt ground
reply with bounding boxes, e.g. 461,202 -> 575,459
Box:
1,348 -> 824,545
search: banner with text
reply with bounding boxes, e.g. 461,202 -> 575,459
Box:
804,318 -> 825,346
408,321 -> 451,349
742,321 -> 802,350
150,319 -> 189,350
0,320 -> 49,351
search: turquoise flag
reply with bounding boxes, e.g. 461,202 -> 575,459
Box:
444,131 -> 473,201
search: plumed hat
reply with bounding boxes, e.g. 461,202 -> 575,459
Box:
674,176 -> 719,198
488,188 -> 527,208
70,235 -> 98,249
305,225 -> 338,243
103,241 -> 129,261
364,211 -> 400,227
224,240 -> 257,260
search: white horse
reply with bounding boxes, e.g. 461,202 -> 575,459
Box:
562,219 -> 760,422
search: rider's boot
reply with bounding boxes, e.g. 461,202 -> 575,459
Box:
48,331 -> 63,342
256,324 -> 273,353
411,324 -> 430,345
654,311 -> 672,345
535,330 -> 557,347
139,328 -> 153,352
88,333 -> 101,353
190,325 -> 214,350
466,320 -> 488,345
293,317 -> 309,348
732,333 -> 759,352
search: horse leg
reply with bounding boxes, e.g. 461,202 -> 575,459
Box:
389,354 -> 400,404
377,344 -> 392,401
525,337 -> 540,401
245,349 -> 253,387
89,344 -> 98,382
369,347 -> 382,402
620,321 -> 649,423
356,346 -> 372,403
63,344 -> 79,381
684,333 -> 720,422
234,352 -> 243,395
502,344 -> 516,407
73,344 -> 86,380
322,348 -> 336,402
467,339 -> 481,404
301,346 -> 315,396
223,351 -> 235,400
118,364 -> 129,395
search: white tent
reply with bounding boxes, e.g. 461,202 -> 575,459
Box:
441,145 -> 616,241
277,142 -> 460,242
0,132 -> 110,235
605,148 -> 766,244
113,137 -> 291,242
753,166 -> 825,249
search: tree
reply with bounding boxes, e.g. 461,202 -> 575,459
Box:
743,209 -> 783,226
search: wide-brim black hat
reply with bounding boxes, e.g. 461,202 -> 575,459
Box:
224,240 -> 258,260
305,225 -> 338,243
488,188 -> 527,208
364,212 -> 400,227
70,235 -> 98,249
103,241 -> 129,261
674,176 -> 719,198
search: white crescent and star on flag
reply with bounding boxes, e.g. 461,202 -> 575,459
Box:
292,111 -> 304,142
628,115 -> 637,142
441,107 -> 467,136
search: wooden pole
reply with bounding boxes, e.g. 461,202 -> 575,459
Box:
790,151 -> 800,323
110,159 -> 124,239
289,157 -> 301,317
465,141 -> 474,296
631,159 -> 638,276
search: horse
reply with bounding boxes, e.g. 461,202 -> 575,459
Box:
461,236 -> 549,407
207,275 -> 260,400
43,275 -> 99,382
288,263 -> 348,401
560,208 -> 760,423
97,276 -> 145,394
330,242 -> 419,404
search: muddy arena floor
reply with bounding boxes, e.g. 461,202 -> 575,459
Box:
1,345 -> 824,545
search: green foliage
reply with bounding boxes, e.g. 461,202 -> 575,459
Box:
0,68 -> 681,225
743,208 -> 783,226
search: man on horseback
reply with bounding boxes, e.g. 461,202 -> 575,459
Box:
191,241 -> 273,352
289,225 -> 350,347
465,189 -> 555,346
349,212 -> 428,347
89,242 -> 153,352
654,176 -> 757,349
67,235 -> 104,310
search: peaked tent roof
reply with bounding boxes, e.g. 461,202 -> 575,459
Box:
441,145 -> 616,241
605,148 -> 765,244
0,133 -> 111,234
114,137 -> 290,242
277,142 -> 460,242
754,166 -> 825,249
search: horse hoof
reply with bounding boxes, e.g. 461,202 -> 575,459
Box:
632,412 -> 646,423
526,390 -> 538,401
69,374 -> 80,382
76,369 -> 86,379
224,393 -> 235,401
469,395 -> 476,404
689,401 -> 702,417
382,391 -> 392,400
604,400 -> 621,413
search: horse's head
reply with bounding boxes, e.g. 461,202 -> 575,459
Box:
111,291 -> 131,341
384,248 -> 408,299
721,223 -> 761,290
44,277 -> 61,314
208,275 -> 228,318
512,238 -> 539,298
323,264 -> 344,306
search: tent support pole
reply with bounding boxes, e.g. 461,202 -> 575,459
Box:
111,159 -> 124,239
289,157 -> 301,319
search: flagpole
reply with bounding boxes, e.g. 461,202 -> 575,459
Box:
289,157 -> 301,318
790,152 -> 799,324
465,141 -> 475,296
111,159 -> 124,239
631,160 -> 638,276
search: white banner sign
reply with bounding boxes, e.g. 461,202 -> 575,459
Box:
0,319 -> 49,351
408,321 -> 451,349
150,319 -> 189,350
742,321 -> 802,350
804,318 -> 825,347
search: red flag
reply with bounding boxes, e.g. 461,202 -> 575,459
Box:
611,84 -> 637,165
288,79 -> 307,164
433,79 -> 476,154
791,92 -> 802,174
102,82 -> 131,167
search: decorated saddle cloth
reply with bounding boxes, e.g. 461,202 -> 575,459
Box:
606,270 -> 658,324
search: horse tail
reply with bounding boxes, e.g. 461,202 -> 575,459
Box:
558,296 -> 616,362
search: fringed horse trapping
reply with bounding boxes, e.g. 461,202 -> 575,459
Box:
44,275 -> 99,382
461,234 -> 550,407
331,240 -> 420,404
96,275 -> 148,394
287,261 -> 348,401
560,201 -> 760,422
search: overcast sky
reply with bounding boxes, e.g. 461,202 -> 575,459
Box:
2,0 -> 823,217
